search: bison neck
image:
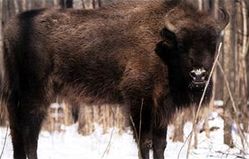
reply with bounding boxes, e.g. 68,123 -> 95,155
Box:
168,68 -> 212,108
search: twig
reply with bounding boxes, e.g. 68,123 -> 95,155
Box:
184,42 -> 223,159
215,150 -> 248,159
177,131 -> 192,159
188,42 -> 223,158
129,98 -> 144,159
138,98 -> 144,147
0,126 -> 8,159
0,79 -> 8,159
130,116 -> 142,159
101,106 -> 116,159
101,127 -> 115,159
217,61 -> 249,154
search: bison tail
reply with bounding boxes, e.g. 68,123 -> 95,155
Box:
0,72 -> 9,107
0,38 -> 19,108
0,40 -> 10,125
0,41 -> 8,106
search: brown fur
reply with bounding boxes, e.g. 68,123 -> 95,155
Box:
2,0 -> 229,159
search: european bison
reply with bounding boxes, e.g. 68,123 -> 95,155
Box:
2,0 -> 228,159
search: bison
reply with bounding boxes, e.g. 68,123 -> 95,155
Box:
1,0 -> 228,159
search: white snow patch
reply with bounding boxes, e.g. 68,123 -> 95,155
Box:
214,100 -> 224,107
1,114 -> 249,159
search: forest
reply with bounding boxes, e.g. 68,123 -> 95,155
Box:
0,0 -> 249,159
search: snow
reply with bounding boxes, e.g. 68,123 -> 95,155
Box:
1,114 -> 249,159
213,100 -> 224,107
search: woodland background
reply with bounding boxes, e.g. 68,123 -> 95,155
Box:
0,0 -> 248,151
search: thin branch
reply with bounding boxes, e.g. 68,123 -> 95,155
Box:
241,0 -> 248,58
129,98 -> 144,159
0,126 -> 8,159
138,98 -> 144,147
101,127 -> 115,158
101,106 -> 116,159
81,0 -> 85,9
177,42 -> 223,159
215,150 -> 249,158
130,116 -> 142,159
177,131 -> 192,159
185,42 -> 223,159
217,62 -> 237,112
217,61 -> 249,154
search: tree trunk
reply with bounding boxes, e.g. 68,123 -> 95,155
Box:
172,112 -> 184,142
60,0 -> 73,8
81,0 -> 85,9
239,0 -> 249,133
223,0 -> 236,148
92,0 -> 96,9
78,104 -> 95,135
97,0 -> 101,8
53,0 -> 59,7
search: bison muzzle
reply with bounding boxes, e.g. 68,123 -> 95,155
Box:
1,0 -> 229,159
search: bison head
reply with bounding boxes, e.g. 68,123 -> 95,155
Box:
156,5 -> 229,91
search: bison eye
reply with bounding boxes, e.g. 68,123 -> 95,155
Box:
189,57 -> 194,65
177,43 -> 184,50
177,44 -> 185,53
177,43 -> 189,53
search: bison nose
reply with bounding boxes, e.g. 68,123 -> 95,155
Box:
189,68 -> 207,82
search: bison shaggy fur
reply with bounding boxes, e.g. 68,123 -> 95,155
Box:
2,0 -> 229,159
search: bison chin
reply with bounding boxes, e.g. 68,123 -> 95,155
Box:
188,80 -> 207,90
188,80 -> 213,101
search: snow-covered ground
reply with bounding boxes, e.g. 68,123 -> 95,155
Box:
1,113 -> 248,159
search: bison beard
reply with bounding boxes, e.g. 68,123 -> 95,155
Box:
2,0 -> 229,159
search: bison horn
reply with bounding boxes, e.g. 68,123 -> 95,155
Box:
217,8 -> 230,31
164,8 -> 178,33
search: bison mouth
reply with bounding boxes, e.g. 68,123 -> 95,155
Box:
189,80 -> 207,89
188,68 -> 208,90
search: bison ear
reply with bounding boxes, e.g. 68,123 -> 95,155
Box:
217,8 -> 230,32
160,27 -> 177,44
155,28 -> 177,62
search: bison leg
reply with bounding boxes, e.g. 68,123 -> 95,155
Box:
21,111 -> 44,159
152,127 -> 167,159
7,91 -> 48,159
20,98 -> 47,159
128,97 -> 153,159
7,93 -> 26,159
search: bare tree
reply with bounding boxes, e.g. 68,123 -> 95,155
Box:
60,0 -> 73,8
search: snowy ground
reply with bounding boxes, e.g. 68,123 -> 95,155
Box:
1,113 -> 249,159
